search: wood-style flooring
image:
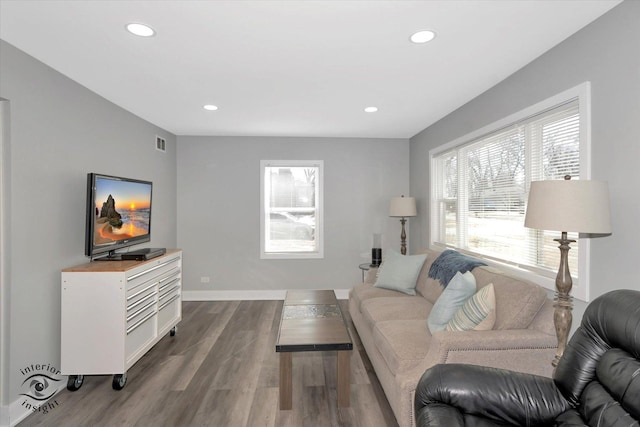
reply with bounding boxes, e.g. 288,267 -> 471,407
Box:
19,300 -> 399,427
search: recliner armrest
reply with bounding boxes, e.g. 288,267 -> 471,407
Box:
415,364 -> 572,426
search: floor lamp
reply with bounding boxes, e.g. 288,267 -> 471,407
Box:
524,176 -> 611,368
389,195 -> 417,255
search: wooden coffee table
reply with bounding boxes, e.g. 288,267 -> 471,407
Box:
276,290 -> 353,410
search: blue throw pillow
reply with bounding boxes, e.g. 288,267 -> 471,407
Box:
427,271 -> 476,333
374,249 -> 428,296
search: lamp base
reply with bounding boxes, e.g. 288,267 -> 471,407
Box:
400,217 -> 407,255
552,232 -> 575,368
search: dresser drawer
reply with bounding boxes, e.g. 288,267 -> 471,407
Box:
158,270 -> 181,292
158,293 -> 181,334
125,312 -> 156,365
126,299 -> 156,333
125,256 -> 181,291
158,278 -> 180,305
126,280 -> 156,310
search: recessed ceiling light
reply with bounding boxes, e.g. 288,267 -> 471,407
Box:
126,23 -> 155,37
203,104 -> 219,111
410,30 -> 436,44
364,107 -> 378,113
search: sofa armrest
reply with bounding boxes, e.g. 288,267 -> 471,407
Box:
415,364 -> 571,426
407,329 -> 557,382
428,328 -> 557,354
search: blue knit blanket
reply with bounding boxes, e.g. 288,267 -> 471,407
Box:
428,250 -> 487,287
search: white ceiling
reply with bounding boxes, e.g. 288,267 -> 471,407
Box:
0,0 -> 621,139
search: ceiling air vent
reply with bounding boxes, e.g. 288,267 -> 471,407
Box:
155,136 -> 166,153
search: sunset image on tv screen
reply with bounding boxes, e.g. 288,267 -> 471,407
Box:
93,178 -> 151,246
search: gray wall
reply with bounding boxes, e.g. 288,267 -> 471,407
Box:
177,136 -> 409,293
409,1 -> 640,327
0,40 -> 178,414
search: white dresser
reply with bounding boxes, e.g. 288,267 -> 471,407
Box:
60,249 -> 182,390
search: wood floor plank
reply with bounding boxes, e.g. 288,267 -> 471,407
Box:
18,299 -> 399,427
169,336 -> 217,391
302,352 -> 326,387
350,351 -> 370,386
247,386 -> 279,427
302,385 -> 332,427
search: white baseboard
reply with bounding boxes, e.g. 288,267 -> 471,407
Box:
8,382 -> 66,426
334,289 -> 349,299
182,289 -> 350,301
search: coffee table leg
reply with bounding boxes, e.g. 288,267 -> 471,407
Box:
280,352 -> 293,410
337,350 -> 351,407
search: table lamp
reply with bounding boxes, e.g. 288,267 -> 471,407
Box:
524,176 -> 611,367
389,195 -> 417,255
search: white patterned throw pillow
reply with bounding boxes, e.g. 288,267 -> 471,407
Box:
445,283 -> 496,331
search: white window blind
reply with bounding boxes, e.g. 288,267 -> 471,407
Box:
432,99 -> 581,281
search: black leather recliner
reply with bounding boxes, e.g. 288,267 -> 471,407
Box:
414,289 -> 640,426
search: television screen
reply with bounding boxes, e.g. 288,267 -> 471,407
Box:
86,173 -> 152,259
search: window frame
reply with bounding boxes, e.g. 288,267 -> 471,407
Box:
260,160 -> 324,260
429,82 -> 592,301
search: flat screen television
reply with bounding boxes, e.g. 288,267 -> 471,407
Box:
85,173 -> 153,260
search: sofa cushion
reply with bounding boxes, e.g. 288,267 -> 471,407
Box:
361,297 -> 432,328
427,271 -> 476,334
374,249 -> 428,295
415,251 -> 444,304
473,266 -> 547,330
373,320 -> 431,375
349,282 -> 408,314
446,283 -> 496,331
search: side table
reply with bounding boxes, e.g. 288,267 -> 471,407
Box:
358,263 -> 371,282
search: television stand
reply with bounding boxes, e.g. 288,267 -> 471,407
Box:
61,250 -> 182,391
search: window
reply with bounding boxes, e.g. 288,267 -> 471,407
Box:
260,160 -> 323,259
430,83 -> 592,300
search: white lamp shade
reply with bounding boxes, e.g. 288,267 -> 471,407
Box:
390,196 -> 417,217
524,180 -> 611,233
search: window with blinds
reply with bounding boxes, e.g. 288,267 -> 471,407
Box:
432,98 -> 584,284
260,160 -> 324,259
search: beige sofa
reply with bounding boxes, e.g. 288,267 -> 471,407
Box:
348,249 -> 557,427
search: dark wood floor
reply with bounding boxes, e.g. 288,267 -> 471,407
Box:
19,300 -> 399,427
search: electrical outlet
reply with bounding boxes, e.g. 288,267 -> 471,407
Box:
200,276 -> 210,283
